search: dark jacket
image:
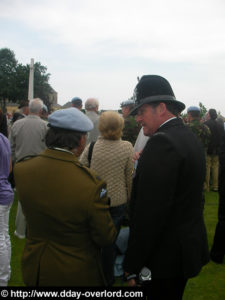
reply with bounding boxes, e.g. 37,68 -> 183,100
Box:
14,149 -> 116,286
124,118 -> 209,279
0,113 -> 8,137
204,119 -> 222,155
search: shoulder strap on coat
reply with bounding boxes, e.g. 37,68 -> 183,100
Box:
88,141 -> 96,167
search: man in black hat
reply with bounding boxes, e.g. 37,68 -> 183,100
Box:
123,75 -> 209,299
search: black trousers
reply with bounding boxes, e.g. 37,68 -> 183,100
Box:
210,164 -> 225,263
145,278 -> 188,300
102,204 -> 126,286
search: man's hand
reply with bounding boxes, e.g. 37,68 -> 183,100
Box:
132,150 -> 142,163
127,278 -> 137,287
124,272 -> 137,286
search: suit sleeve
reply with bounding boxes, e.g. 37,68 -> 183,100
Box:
88,181 -> 117,247
124,133 -> 181,274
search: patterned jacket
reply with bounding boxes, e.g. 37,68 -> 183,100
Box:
187,119 -> 211,149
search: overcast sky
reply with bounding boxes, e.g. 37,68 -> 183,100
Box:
1,0 -> 225,115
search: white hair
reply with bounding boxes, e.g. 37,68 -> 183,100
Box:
29,98 -> 43,113
85,98 -> 99,110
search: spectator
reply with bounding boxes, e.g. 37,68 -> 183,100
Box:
123,75 -> 209,299
0,108 -> 8,137
85,98 -> 100,145
80,111 -> 133,285
120,99 -> 140,146
40,104 -> 48,121
204,109 -> 222,192
14,108 -> 116,286
0,133 -> 14,286
9,98 -> 48,239
71,97 -> 83,110
11,101 -> 29,123
187,106 -> 211,151
210,128 -> 225,263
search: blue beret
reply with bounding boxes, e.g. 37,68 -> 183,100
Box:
71,97 -> 82,104
187,106 -> 200,113
48,108 -> 93,132
120,99 -> 135,108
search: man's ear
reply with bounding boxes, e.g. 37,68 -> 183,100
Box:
158,102 -> 167,114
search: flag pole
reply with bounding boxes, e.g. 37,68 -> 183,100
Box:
28,58 -> 34,101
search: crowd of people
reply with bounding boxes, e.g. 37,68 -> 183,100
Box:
0,74 -> 225,299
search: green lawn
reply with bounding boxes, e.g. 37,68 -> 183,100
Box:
8,192 -> 225,299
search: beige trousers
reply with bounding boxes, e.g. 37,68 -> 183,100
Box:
205,154 -> 219,191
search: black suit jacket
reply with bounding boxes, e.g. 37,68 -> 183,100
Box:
124,118 -> 209,279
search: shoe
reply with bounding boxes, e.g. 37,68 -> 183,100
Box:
14,230 -> 25,239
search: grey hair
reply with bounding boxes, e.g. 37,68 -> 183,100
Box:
85,98 -> 99,110
29,98 -> 43,113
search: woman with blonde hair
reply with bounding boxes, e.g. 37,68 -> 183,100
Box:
80,110 -> 133,285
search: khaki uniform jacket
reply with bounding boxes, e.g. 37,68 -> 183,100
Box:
14,149 -> 116,286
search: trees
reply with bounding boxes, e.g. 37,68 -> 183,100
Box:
0,48 -> 17,109
0,47 -> 53,110
199,102 -> 207,119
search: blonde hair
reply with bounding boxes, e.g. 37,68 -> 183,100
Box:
99,111 -> 124,140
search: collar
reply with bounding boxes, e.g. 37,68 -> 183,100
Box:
159,117 -> 177,128
52,147 -> 74,155
27,114 -> 41,119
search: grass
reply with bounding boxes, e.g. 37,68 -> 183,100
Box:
8,192 -> 225,299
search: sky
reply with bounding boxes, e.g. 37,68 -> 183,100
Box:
1,0 -> 225,115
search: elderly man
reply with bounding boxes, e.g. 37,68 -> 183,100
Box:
85,98 -> 100,145
123,75 -> 209,299
14,108 -> 116,286
9,98 -> 48,239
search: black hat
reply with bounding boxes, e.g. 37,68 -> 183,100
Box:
130,75 -> 185,115
18,100 -> 29,109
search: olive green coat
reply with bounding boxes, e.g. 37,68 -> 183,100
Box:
14,149 -> 116,286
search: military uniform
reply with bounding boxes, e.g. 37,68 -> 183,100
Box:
187,119 -> 211,150
122,116 -> 140,146
14,149 -> 116,286
14,107 -> 117,286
